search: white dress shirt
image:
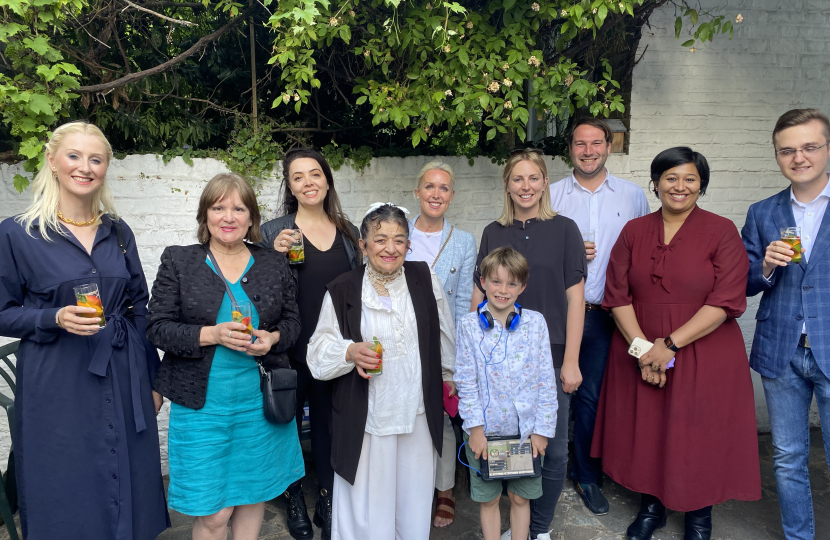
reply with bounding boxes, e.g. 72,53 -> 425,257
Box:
306,268 -> 456,436
548,170 -> 650,304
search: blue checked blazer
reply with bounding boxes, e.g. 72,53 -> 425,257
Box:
408,216 -> 477,325
742,187 -> 830,378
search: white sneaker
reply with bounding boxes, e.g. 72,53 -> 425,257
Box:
500,531 -> 543,540
534,534 -> 552,540
500,531 -> 512,540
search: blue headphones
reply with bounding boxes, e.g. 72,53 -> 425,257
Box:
477,301 -> 522,332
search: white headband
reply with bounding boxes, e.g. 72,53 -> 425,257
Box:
364,202 -> 410,217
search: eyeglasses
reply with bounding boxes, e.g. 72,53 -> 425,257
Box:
774,142 -> 829,158
509,147 -> 544,156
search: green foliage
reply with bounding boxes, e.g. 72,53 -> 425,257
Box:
0,0 -> 83,191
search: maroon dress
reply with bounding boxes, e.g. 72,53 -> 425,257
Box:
591,206 -> 761,511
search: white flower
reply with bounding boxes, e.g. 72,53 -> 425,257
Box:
439,105 -> 444,111
561,9 -> 567,17
445,89 -> 453,97
487,81 -> 500,93
444,44 -> 451,52
592,8 -> 597,14
531,2 -> 540,11
504,100 -> 513,109
689,47 -> 697,52
618,2 -> 624,9
282,93 -> 290,104
364,49 -> 371,57
528,55 -> 541,67
502,63 -> 509,70
426,2 -> 432,9
466,21 -> 473,29
349,10 -> 355,17
503,78 -> 512,87
329,17 -> 338,26
293,93 -> 300,101
735,14 -> 743,23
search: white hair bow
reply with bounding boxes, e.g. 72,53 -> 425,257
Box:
364,202 -> 410,217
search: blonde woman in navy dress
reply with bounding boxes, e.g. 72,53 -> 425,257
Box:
0,122 -> 169,539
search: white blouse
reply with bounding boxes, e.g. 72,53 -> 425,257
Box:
307,268 -> 456,436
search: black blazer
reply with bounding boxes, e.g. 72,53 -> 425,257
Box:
147,243 -> 300,409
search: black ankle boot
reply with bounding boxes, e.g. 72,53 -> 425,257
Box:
626,494 -> 667,540
684,506 -> 712,540
284,480 -> 313,540
313,487 -> 333,540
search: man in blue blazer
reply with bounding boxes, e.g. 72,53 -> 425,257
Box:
742,108 -> 830,540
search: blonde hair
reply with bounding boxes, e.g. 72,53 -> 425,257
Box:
415,160 -> 455,190
196,173 -> 263,244
480,246 -> 530,286
16,122 -> 116,241
496,151 -> 556,226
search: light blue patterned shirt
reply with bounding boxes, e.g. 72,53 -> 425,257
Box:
454,307 -> 558,442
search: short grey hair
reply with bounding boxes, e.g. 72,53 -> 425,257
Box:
415,160 -> 455,190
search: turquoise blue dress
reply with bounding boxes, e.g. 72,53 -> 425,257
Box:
167,256 -> 304,516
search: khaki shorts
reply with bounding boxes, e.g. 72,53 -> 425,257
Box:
464,432 -> 543,503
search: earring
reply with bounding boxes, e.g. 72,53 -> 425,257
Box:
52,169 -> 58,181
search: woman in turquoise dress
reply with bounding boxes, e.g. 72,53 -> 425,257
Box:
148,173 -> 303,540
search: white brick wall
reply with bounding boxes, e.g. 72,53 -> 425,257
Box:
0,0 -> 827,471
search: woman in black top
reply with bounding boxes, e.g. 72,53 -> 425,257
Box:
258,148 -> 360,540
470,149 -> 586,540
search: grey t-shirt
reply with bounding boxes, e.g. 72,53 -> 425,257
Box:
474,216 -> 587,368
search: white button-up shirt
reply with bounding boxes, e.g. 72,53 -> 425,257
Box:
307,268 -> 456,436
790,177 -> 830,333
548,170 -> 650,304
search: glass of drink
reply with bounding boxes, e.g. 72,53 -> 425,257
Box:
582,229 -> 596,262
367,336 -> 383,375
287,229 -> 304,265
780,227 -> 802,265
231,301 -> 253,336
74,284 -> 106,328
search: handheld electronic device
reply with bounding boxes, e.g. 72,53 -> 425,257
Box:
628,337 -> 675,369
478,435 -> 542,481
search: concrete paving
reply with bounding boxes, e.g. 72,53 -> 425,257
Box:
0,431 -> 826,539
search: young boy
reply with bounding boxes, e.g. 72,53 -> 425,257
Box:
455,246 -> 558,540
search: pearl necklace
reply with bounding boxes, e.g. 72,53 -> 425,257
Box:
366,265 -> 404,297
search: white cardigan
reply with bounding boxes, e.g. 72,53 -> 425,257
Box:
307,268 -> 456,436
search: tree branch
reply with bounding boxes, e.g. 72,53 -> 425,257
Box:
121,0 -> 197,26
77,4 -> 260,93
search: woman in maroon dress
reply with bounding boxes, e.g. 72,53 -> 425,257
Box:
591,147 -> 761,540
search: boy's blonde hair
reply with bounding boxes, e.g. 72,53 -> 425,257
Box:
496,151 -> 556,226
17,121 -> 116,241
480,246 -> 530,286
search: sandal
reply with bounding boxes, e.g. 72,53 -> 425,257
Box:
433,495 -> 456,528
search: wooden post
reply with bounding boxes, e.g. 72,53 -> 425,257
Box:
249,0 -> 258,131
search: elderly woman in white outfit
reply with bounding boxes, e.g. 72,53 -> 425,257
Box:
307,203 -> 456,540
406,160 -> 476,528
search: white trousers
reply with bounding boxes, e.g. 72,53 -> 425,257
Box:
435,414 -> 456,491
332,413 -> 436,540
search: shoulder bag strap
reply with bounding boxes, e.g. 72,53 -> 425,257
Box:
205,250 -> 238,306
430,225 -> 454,270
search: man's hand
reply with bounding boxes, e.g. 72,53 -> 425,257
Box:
762,240 -> 795,277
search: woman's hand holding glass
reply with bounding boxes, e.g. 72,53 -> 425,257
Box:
245,329 -> 280,356
57,305 -> 103,336
273,229 -> 300,254
205,321 -> 252,352
346,342 -> 381,379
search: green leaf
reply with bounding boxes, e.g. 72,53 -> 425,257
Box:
13,174 -> 30,193
27,94 -> 53,116
503,0 -> 515,10
690,10 -> 698,26
675,17 -> 682,39
356,96 -> 368,105
458,48 -> 469,65
486,128 -> 496,140
681,39 -> 695,47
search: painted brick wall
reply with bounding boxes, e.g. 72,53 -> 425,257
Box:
1,0 -> 828,471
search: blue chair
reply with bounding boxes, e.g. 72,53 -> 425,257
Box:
0,340 -> 19,540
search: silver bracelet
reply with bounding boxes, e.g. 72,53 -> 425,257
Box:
55,308 -> 64,328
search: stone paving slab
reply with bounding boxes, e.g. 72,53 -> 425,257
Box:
0,432 -> 826,539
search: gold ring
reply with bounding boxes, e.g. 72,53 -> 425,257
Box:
648,376 -> 653,382
652,363 -> 659,370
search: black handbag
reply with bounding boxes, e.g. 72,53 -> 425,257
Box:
206,249 -> 297,424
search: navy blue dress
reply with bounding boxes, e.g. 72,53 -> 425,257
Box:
0,215 -> 170,540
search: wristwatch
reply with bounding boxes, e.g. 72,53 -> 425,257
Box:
664,335 -> 680,352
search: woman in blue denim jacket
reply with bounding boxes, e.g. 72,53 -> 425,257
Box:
405,160 -> 476,528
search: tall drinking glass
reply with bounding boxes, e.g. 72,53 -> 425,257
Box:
287,229 -> 305,265
582,229 -> 596,263
74,283 -> 106,329
780,227 -> 802,265
231,301 -> 253,336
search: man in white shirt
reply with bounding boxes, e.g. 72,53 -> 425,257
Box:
547,117 -> 649,516
741,108 -> 830,540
